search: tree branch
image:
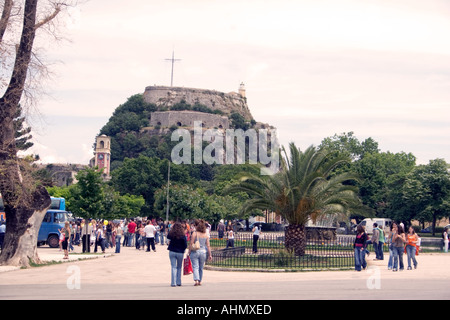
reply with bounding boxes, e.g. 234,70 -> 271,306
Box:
0,0 -> 14,43
34,2 -> 67,30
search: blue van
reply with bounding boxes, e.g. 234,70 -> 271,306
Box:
37,210 -> 69,248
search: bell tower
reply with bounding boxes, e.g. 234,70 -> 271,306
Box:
94,134 -> 111,177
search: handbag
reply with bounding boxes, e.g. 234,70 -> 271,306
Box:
190,232 -> 200,251
183,256 -> 193,275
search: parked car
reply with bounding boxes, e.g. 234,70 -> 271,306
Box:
234,220 -> 247,232
420,226 -> 433,233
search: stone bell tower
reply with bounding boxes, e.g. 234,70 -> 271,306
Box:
94,134 -> 111,177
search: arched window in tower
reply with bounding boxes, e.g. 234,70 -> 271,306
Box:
100,141 -> 105,149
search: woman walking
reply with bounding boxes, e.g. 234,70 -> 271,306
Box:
392,223 -> 406,271
189,219 -> 212,286
405,226 -> 419,270
167,222 -> 187,287
353,225 -> 368,271
115,222 -> 123,253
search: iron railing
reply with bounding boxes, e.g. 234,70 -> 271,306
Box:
207,231 -> 355,270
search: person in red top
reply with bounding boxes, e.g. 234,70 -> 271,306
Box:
127,219 -> 137,247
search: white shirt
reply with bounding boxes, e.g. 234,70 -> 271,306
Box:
144,224 -> 156,238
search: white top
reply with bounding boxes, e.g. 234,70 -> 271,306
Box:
97,228 -> 103,239
144,224 -> 156,237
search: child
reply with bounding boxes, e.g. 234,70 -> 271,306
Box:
59,227 -> 65,251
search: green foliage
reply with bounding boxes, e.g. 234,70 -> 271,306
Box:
69,168 -> 105,220
14,105 -> 33,151
47,168 -> 145,221
391,159 -> 450,230
230,112 -> 250,130
153,184 -> 241,222
170,100 -> 224,115
110,155 -> 198,215
225,143 -> 364,225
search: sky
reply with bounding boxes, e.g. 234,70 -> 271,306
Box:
19,0 -> 450,166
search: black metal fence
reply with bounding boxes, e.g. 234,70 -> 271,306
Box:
207,231 -> 355,271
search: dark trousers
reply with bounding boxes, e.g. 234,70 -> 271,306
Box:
95,238 -> 105,252
146,237 -> 155,251
82,235 -> 90,253
253,235 -> 259,253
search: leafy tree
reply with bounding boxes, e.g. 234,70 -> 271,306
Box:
110,156 -> 196,215
226,143 -> 364,256
101,185 -> 145,220
153,184 -> 241,223
319,131 -> 379,161
354,151 -> 416,216
395,159 -> 450,234
70,168 -> 105,220
110,156 -> 163,215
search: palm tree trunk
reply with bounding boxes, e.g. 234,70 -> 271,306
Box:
285,224 -> 306,256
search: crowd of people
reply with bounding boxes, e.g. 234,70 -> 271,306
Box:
63,217 -> 219,287
353,221 -> 421,272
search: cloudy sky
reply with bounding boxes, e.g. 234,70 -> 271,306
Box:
22,0 -> 450,165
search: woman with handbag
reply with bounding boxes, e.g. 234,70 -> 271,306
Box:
167,222 -> 187,287
189,219 -> 212,286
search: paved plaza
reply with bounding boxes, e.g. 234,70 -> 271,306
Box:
0,242 -> 449,301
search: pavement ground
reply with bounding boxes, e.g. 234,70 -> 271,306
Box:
0,241 -> 450,302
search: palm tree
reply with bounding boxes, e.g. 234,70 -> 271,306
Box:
226,142 -> 364,256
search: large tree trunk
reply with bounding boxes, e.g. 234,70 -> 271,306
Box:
0,0 -> 51,267
285,224 -> 306,256
0,186 -> 50,266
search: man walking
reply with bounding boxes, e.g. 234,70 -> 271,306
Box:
144,220 -> 156,252
81,219 -> 92,253
372,223 -> 385,260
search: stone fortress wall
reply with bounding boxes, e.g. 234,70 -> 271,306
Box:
149,111 -> 229,129
143,85 -> 253,121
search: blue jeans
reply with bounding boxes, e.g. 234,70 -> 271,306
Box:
388,246 -> 394,269
375,242 -> 384,260
354,247 -> 367,271
190,250 -> 207,282
406,245 -> 417,269
169,251 -> 184,286
392,246 -> 404,270
159,232 -> 165,245
115,235 -> 121,253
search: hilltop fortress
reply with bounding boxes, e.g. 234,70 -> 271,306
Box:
142,83 -> 272,131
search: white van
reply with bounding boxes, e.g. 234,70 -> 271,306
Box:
358,218 -> 392,235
